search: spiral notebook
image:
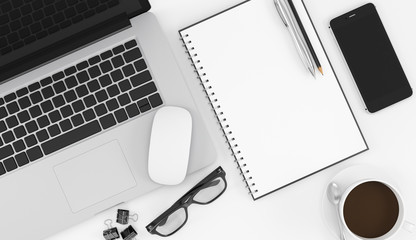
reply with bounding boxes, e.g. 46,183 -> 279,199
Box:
180,0 -> 368,200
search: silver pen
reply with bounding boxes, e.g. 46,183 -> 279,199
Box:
273,0 -> 315,77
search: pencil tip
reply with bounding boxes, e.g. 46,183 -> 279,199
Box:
318,67 -> 323,75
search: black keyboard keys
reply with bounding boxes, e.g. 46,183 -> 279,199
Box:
3,157 -> 18,172
27,146 -> 43,162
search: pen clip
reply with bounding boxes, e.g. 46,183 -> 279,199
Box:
274,0 -> 288,27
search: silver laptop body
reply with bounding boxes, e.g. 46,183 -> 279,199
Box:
0,12 -> 216,240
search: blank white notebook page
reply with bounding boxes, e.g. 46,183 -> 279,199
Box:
180,0 -> 367,199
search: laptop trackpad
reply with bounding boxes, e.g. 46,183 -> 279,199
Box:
54,140 -> 136,213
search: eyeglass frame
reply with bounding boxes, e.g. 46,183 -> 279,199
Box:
146,166 -> 227,237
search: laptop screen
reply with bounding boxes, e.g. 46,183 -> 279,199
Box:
0,0 -> 150,84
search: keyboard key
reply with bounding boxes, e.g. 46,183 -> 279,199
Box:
18,96 -> 31,109
16,87 -> 29,97
107,85 -> 120,97
0,98 -> 4,106
129,82 -> 157,101
40,77 -> 53,86
0,162 -> 5,175
75,85 -> 89,98
28,82 -> 41,92
64,90 -> 77,103
0,121 -> 6,133
13,139 -> 26,152
53,72 -> 65,81
0,107 -> 7,119
100,60 -> 113,73
100,50 -> 113,60
4,93 -> 17,102
59,119 -> 72,132
52,95 -> 65,108
27,146 -> 43,162
41,100 -> 54,113
133,59 -> 147,72
76,71 -> 90,83
83,95 -> 97,108
112,44 -> 124,55
37,115 -> 50,128
88,55 -> 101,65
17,110 -> 31,124
6,102 -> 20,114
15,152 -> 29,167
123,48 -> 141,63
64,66 -> 77,76
99,74 -> 112,87
3,131 -> 15,143
122,64 -> 135,77
64,76 -> 78,89
48,124 -> 61,137
41,86 -> 55,99
99,113 -> 116,129
117,93 -> 131,106
64,6 -> 76,18
24,135 -> 38,147
94,103 -> 107,116
149,93 -> 163,108
88,66 -> 101,79
3,157 -> 18,172
30,91 -> 43,104
25,120 -> 39,133
53,81 -> 66,94
130,70 -> 152,87
76,61 -> 89,71
29,105 -> 42,118
36,129 -> 49,142
114,109 -> 128,123
6,115 -> 19,128
119,79 -> 132,92
72,100 -> 85,113
110,69 -> 123,82
87,79 -> 100,92
95,90 -> 109,102
82,109 -> 95,122
0,145 -> 14,161
125,103 -> 140,118
60,105 -> 73,118
106,99 -> 119,111
49,110 -> 62,123
41,120 -> 101,155
137,98 -> 151,113
71,114 -> 84,127
124,40 -> 137,49
111,55 -> 124,68
14,126 -> 27,139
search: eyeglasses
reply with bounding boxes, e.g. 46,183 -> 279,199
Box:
146,166 -> 227,237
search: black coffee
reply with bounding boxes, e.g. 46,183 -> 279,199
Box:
343,181 -> 399,238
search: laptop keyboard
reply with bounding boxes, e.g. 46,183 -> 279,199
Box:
0,0 -> 120,56
0,39 -> 164,177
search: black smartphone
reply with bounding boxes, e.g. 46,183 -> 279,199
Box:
330,3 -> 412,113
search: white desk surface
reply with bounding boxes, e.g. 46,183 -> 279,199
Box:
46,0 -> 416,239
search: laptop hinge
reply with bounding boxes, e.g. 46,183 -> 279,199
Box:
0,13 -> 130,83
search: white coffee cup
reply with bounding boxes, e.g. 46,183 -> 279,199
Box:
338,179 -> 414,240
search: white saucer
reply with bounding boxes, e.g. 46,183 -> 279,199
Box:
321,165 -> 399,240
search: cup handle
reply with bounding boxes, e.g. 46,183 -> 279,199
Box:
403,220 -> 415,233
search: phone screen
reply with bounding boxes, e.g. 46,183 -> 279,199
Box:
330,3 -> 411,112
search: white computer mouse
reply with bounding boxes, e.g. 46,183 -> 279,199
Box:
148,106 -> 192,185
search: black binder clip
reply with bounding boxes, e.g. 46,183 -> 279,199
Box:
116,209 -> 138,225
121,225 -> 138,240
103,219 -> 120,240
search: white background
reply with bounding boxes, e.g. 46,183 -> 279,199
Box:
46,0 -> 416,239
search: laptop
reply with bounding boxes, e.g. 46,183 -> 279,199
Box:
0,0 -> 216,239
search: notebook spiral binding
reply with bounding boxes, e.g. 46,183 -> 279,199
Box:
180,34 -> 258,196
